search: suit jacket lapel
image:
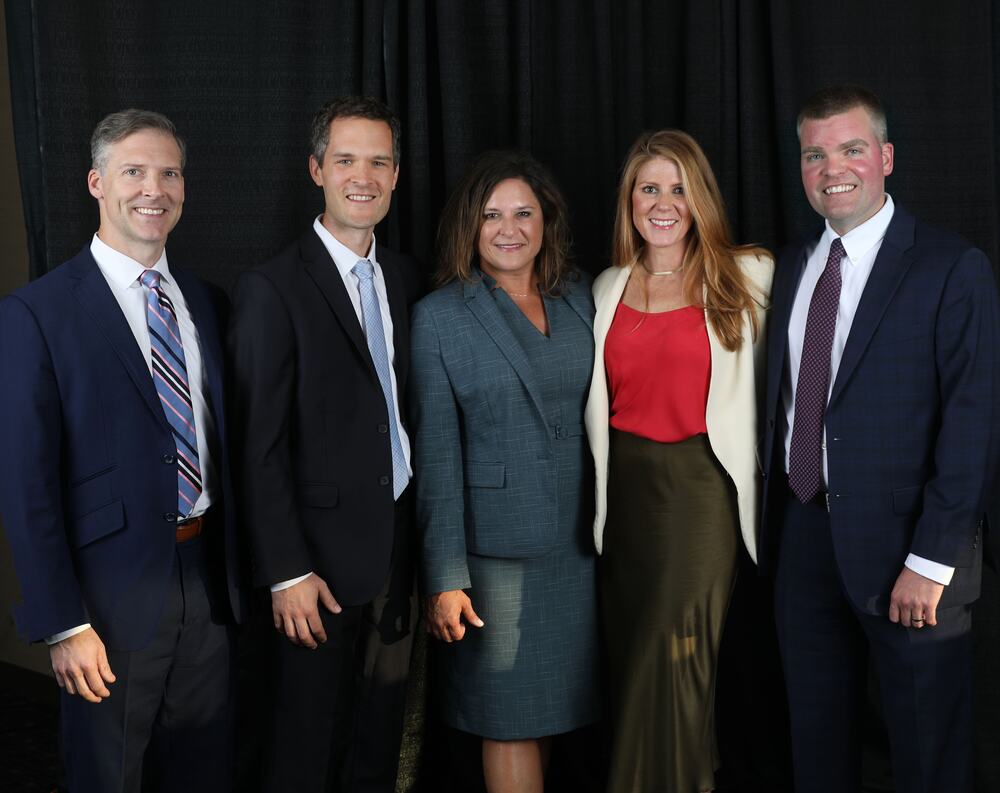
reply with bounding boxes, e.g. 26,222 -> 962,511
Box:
829,208 -> 916,406
68,251 -> 163,422
172,267 -> 226,435
765,243 -> 809,414
380,252 -> 410,386
561,277 -> 594,332
300,231 -> 379,384
464,279 -> 548,424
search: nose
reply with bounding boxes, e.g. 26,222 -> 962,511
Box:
142,173 -> 165,196
495,214 -> 518,237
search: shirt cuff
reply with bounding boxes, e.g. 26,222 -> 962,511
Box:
904,554 -> 955,586
45,624 -> 92,645
270,572 -> 313,592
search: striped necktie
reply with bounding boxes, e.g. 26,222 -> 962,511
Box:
140,269 -> 202,516
352,259 -> 408,499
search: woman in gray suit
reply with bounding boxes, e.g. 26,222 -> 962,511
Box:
585,130 -> 773,792
410,150 -> 599,793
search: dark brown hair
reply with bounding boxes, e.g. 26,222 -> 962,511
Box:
797,85 -> 888,145
435,150 -> 575,295
309,96 -> 402,164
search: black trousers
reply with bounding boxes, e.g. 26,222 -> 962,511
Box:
263,498 -> 417,793
773,485 -> 974,793
60,535 -> 234,793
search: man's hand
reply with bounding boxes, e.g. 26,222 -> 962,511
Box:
49,627 -> 116,703
889,566 -> 945,628
271,573 -> 341,649
424,590 -> 484,642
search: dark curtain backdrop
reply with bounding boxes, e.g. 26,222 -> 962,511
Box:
5,0 -> 999,285
5,1 -> 1000,792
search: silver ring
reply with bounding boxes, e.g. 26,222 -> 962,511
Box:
912,618 -> 925,624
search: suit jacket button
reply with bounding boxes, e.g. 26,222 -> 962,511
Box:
162,454 -> 175,464
379,475 -> 390,486
378,423 -> 388,434
769,418 -> 775,428
163,512 -> 177,523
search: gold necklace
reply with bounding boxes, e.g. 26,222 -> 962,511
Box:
644,265 -> 684,277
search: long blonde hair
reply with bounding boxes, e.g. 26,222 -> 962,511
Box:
613,129 -> 768,351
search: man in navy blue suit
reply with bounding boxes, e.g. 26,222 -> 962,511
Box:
0,110 -> 242,792
760,85 -> 999,793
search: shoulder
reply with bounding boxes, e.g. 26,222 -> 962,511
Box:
736,251 -> 775,297
413,279 -> 467,319
379,245 -> 427,303
2,249 -> 90,315
593,265 -> 626,296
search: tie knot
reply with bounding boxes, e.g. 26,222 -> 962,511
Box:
140,269 -> 161,290
828,238 -> 846,262
352,259 -> 374,281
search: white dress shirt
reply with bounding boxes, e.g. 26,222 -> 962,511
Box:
271,220 -> 413,593
47,235 -> 219,643
781,196 -> 954,585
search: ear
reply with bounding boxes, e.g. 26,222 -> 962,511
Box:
881,142 -> 894,177
87,168 -> 104,200
308,155 -> 323,187
390,163 -> 399,191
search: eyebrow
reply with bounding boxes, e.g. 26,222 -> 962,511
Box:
801,138 -> 870,155
328,151 -> 393,161
484,204 -> 536,212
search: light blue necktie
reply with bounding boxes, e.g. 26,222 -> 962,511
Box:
352,259 -> 408,499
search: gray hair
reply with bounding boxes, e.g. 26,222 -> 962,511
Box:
796,85 -> 888,146
90,109 -> 187,172
309,96 -> 401,165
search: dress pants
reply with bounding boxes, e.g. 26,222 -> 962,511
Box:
773,484 -> 974,793
263,496 -> 416,793
60,534 -> 234,793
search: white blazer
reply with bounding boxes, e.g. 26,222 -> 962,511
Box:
584,254 -> 774,561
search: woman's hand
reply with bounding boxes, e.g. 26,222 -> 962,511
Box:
424,589 -> 485,642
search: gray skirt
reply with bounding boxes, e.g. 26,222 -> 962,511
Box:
601,428 -> 739,793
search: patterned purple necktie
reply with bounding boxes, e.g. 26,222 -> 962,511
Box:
141,270 -> 203,517
788,238 -> 845,503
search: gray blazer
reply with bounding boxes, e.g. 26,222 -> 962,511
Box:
410,273 -> 594,594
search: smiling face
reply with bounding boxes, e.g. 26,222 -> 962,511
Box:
87,129 -> 184,266
309,116 -> 398,256
631,157 -> 692,256
476,178 -> 544,281
799,105 -> 893,235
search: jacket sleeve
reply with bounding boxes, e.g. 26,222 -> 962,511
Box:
409,299 -> 472,594
228,271 -> 313,587
911,247 -> 1000,566
0,296 -> 87,641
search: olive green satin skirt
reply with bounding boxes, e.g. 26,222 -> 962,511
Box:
601,429 -> 739,793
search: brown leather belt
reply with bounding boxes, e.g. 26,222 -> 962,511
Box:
176,513 -> 205,543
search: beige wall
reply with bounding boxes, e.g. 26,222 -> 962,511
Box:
0,1 -> 50,675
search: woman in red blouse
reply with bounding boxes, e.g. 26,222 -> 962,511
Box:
584,130 -> 773,792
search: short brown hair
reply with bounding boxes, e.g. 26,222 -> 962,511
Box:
435,150 -> 575,295
797,85 -> 888,145
309,96 -> 401,164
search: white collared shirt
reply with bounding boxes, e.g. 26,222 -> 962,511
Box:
781,196 -> 953,584
47,235 -> 220,644
270,220 -> 413,594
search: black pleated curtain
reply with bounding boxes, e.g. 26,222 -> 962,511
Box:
6,1 -> 999,286
5,1 -> 1000,791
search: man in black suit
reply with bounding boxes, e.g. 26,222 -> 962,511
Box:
229,96 -> 421,792
759,85 -> 999,793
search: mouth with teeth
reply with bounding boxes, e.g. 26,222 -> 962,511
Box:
824,184 -> 856,195
494,243 -> 525,252
347,194 -> 376,202
649,218 -> 678,229
134,207 -> 166,215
